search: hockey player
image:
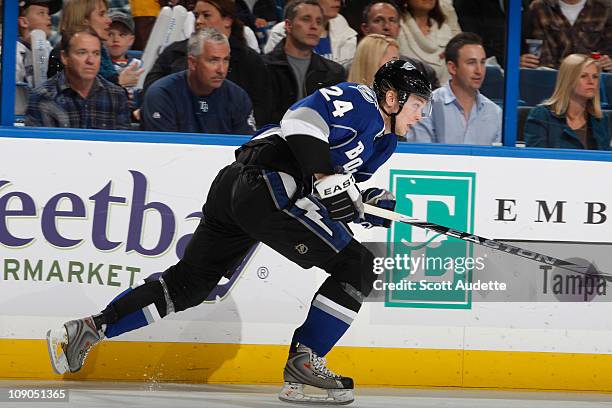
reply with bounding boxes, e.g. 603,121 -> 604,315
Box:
47,59 -> 432,405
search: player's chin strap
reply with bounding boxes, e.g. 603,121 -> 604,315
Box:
379,103 -> 404,135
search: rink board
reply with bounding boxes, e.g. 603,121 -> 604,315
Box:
2,136 -> 612,391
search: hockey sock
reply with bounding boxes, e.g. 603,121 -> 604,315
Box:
292,277 -> 363,357
93,272 -> 169,338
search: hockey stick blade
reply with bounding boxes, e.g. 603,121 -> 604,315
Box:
363,203 -> 612,282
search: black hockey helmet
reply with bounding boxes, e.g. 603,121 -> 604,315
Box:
372,59 -> 432,135
373,59 -> 432,109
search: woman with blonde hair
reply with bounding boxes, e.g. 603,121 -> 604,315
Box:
348,34 -> 399,86
48,0 -> 142,87
524,54 -> 610,150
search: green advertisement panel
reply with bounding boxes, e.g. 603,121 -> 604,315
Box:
386,170 -> 476,309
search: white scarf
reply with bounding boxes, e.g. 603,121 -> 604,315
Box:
398,14 -> 453,83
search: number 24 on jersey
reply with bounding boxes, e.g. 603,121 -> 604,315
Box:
319,86 -> 354,118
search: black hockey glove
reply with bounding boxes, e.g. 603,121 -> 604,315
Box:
361,188 -> 396,228
314,174 -> 364,223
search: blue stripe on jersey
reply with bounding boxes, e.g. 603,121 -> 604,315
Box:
294,304 -> 350,357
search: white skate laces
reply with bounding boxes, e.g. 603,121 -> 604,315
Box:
311,353 -> 339,378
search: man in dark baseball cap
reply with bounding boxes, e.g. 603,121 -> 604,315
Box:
17,0 -> 60,87
18,0 -> 61,39
19,0 -> 62,16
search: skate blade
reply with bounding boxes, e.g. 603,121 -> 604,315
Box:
46,328 -> 69,375
278,382 -> 354,405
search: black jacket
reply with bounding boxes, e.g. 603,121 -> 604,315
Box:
263,40 -> 346,124
143,37 -> 272,127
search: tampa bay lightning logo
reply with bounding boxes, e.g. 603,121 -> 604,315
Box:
351,84 -> 378,106
401,61 -> 417,71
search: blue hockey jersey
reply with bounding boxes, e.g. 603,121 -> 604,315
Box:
250,82 -> 395,183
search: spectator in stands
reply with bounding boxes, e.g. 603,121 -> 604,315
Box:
407,32 -> 502,144
47,0 -> 143,88
263,0 -> 357,67
359,0 -> 438,88
17,0 -> 61,86
141,28 -> 256,134
340,0 -> 461,38
524,54 -> 610,150
521,0 -> 612,71
108,11 -> 137,66
25,26 -> 131,129
397,0 -> 456,84
143,0 -> 271,127
108,11 -> 142,115
359,0 -> 399,38
348,33 -> 399,85
177,0 -> 261,52
263,0 -> 346,123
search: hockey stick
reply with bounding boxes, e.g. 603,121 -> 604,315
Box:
363,203 -> 612,282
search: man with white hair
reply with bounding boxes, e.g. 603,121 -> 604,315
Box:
141,27 -> 256,134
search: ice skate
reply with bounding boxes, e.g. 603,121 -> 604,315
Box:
46,316 -> 104,374
278,344 -> 354,405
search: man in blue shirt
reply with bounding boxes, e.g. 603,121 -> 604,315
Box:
407,32 -> 502,145
141,28 -> 256,134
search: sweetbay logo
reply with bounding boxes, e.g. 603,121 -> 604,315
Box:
386,170 -> 476,309
0,171 -> 245,300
